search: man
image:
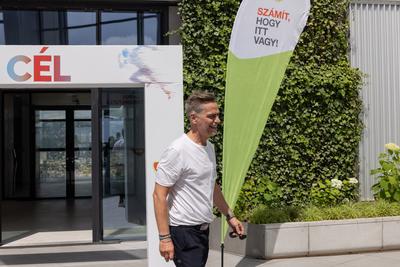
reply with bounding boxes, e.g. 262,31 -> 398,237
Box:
153,91 -> 245,267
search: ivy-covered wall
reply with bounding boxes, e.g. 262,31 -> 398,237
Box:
178,0 -> 363,215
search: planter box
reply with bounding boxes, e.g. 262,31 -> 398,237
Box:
209,216 -> 400,259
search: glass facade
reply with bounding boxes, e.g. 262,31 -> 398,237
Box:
144,12 -> 159,45
35,110 -> 67,198
102,89 -> 146,240
0,4 -> 166,245
0,12 -> 4,44
101,12 -> 138,45
0,9 -> 161,45
73,110 -> 92,197
66,12 -> 97,45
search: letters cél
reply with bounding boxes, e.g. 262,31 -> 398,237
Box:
7,47 -> 71,82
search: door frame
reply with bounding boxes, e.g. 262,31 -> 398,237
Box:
0,90 -> 3,244
0,89 -> 103,245
32,105 -> 91,199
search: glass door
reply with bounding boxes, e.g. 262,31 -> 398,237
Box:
35,108 -> 92,198
35,110 -> 67,198
73,110 -> 92,197
101,89 -> 146,240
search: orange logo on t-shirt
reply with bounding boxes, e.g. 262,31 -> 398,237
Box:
153,161 -> 159,171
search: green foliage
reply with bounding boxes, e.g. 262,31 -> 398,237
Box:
371,144 -> 400,202
249,201 -> 400,224
310,178 -> 359,206
178,0 -> 363,215
302,201 -> 400,221
250,205 -> 300,224
235,178 -> 283,220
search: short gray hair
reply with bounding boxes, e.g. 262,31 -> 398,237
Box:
185,91 -> 216,117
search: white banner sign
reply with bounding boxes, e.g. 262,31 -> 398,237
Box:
0,45 -> 182,87
229,0 -> 310,59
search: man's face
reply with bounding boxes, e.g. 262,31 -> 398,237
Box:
191,102 -> 221,138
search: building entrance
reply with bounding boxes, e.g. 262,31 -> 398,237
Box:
1,92 -> 94,245
0,90 -> 147,245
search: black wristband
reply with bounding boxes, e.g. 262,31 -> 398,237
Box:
159,234 -> 171,241
159,233 -> 170,237
225,209 -> 235,221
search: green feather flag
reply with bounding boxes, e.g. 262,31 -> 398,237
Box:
221,0 -> 310,243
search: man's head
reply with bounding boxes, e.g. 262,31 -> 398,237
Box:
185,91 -> 221,139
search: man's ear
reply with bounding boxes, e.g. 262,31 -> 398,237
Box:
189,112 -> 197,124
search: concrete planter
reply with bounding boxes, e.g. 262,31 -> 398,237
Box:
209,216 -> 400,259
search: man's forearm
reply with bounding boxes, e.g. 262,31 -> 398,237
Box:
213,183 -> 231,216
153,190 -> 170,235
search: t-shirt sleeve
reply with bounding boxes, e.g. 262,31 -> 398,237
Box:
155,147 -> 183,187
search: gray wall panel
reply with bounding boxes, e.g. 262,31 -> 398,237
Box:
350,2 -> 400,199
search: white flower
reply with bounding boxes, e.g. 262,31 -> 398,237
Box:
349,178 -> 358,184
385,143 -> 400,152
331,178 -> 343,189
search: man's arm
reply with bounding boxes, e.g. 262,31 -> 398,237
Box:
153,183 -> 174,262
213,183 -> 245,236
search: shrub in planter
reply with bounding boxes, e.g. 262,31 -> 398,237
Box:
248,201 -> 400,224
250,205 -> 301,224
371,143 -> 400,202
310,177 -> 359,207
235,178 -> 284,220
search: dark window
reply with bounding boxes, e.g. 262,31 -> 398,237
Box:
143,12 -> 159,45
1,9 -> 162,45
0,11 -> 4,44
1,10 -> 40,44
40,11 -> 63,45
101,12 -> 138,45
67,11 -> 96,45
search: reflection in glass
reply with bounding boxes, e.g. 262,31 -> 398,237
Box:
102,89 -> 146,240
42,30 -> 61,45
75,151 -> 92,197
67,12 -> 96,45
37,110 -> 66,120
36,111 -> 66,149
0,12 -> 4,44
41,11 -> 59,28
35,110 -> 67,198
143,12 -> 159,45
101,12 -> 137,45
41,11 -> 62,45
36,151 -> 67,198
75,110 -> 91,120
74,110 -> 92,197
0,10 -> 162,46
35,111 -> 67,198
75,121 -> 91,148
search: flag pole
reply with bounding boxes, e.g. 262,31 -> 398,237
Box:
221,243 -> 224,267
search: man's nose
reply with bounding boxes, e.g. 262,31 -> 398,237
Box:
215,116 -> 221,124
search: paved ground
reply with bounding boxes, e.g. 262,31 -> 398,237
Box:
1,241 -> 400,267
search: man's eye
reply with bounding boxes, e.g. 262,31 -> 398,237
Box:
208,115 -> 217,119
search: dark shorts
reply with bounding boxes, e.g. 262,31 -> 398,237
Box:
170,224 -> 210,267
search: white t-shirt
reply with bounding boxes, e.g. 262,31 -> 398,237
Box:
155,134 -> 217,226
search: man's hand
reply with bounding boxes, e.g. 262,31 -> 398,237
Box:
213,183 -> 246,238
228,217 -> 245,237
159,239 -> 174,262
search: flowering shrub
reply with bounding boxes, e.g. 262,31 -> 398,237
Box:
310,178 -> 359,207
371,143 -> 400,202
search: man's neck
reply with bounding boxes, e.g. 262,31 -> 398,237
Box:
187,130 -> 207,146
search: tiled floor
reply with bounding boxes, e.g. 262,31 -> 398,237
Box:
1,242 -> 400,267
2,200 -> 400,266
1,198 -> 145,245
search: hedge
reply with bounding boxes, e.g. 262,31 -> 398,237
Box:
177,0 -> 363,215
